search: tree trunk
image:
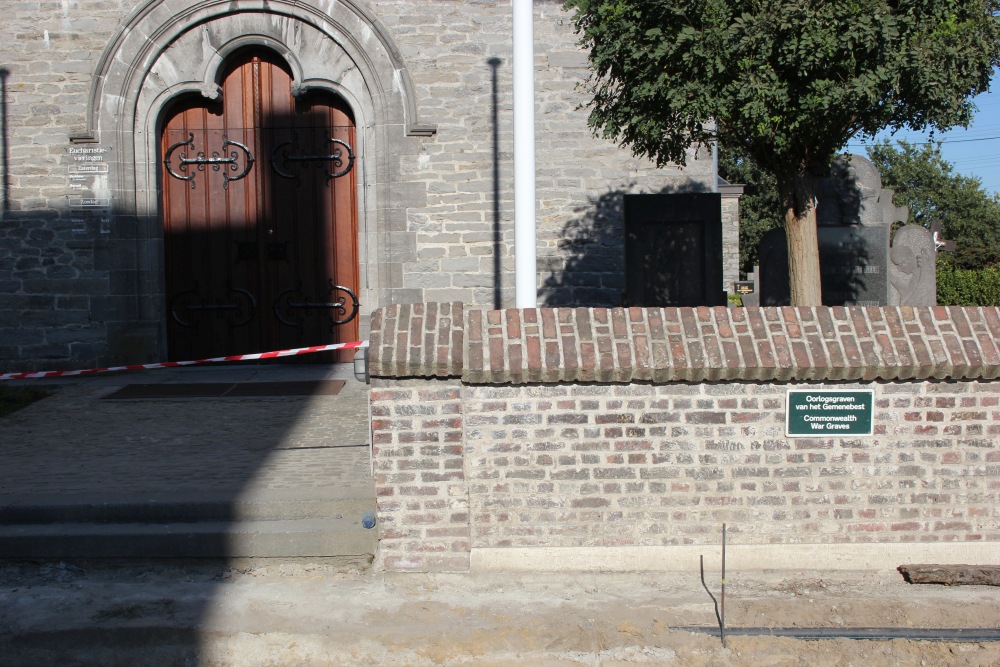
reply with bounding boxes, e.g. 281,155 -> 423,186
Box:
779,175 -> 823,306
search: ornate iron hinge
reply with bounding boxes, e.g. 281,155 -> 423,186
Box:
164,133 -> 255,190
270,134 -> 355,185
274,280 -> 359,332
169,284 -> 256,329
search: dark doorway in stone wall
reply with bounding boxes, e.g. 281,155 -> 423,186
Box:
623,193 -> 726,307
159,49 -> 360,363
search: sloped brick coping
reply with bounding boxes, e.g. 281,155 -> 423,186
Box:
370,304 -> 1000,383
368,304 -> 1000,573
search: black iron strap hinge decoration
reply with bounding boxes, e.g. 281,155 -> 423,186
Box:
169,284 -> 256,329
275,280 -> 359,333
164,133 -> 254,190
270,134 -> 355,184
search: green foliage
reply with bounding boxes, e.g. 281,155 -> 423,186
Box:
565,0 -> 1000,182
566,0 -> 1000,303
866,139 -> 1000,269
718,149 -> 784,274
937,263 -> 1000,305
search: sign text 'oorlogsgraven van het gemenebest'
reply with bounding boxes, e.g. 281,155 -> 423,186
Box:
785,389 -> 874,437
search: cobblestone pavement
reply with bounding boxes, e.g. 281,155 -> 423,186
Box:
0,363 -> 373,503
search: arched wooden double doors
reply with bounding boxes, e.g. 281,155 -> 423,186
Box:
161,50 -> 359,362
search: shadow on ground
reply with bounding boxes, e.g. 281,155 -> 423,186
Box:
0,361 -> 374,665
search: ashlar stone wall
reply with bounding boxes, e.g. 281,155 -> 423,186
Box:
1,0 -> 723,370
370,0 -> 719,309
0,1 -> 135,367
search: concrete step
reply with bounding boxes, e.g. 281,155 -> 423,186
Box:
0,490 -> 377,560
0,493 -> 374,525
0,516 -> 376,559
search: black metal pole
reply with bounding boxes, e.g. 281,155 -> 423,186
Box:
488,57 -> 502,310
0,68 -> 9,214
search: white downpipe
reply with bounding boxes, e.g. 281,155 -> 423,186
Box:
513,0 -> 537,308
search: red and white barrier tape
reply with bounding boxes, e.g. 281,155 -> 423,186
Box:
0,340 -> 369,381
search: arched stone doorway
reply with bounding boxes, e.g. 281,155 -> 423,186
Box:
77,0 -> 434,363
160,50 -> 360,362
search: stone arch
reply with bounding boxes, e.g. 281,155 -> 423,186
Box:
77,0 -> 432,359
80,0 -> 432,141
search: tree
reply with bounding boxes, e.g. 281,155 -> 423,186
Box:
565,0 -> 1000,305
867,139 -> 1000,269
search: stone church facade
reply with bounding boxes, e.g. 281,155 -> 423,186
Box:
0,0 -> 735,371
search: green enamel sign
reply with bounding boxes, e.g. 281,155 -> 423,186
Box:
785,390 -> 874,437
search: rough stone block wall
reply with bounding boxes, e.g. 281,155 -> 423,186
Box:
370,303 -> 1000,571
0,0 -> 131,370
721,191 -> 741,293
2,0 -> 719,370
370,0 -> 716,309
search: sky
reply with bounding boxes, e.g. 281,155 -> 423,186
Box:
844,71 -> 1000,197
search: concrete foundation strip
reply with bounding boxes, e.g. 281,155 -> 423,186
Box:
678,627 -> 1000,641
0,341 -> 369,381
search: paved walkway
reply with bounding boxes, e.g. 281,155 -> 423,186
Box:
0,363 -> 373,505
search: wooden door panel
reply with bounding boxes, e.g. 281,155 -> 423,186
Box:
163,125 -> 260,359
162,50 -> 359,362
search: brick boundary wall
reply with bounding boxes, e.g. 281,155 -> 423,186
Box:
369,304 -> 1000,572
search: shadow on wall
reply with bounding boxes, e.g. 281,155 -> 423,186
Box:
1,50 -> 361,370
1,68 -> 9,215
539,180 -> 712,308
160,49 -> 360,364
488,56 -> 503,310
1,48 -> 374,667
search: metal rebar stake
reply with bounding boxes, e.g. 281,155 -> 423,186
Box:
721,523 -> 727,648
699,524 -> 728,648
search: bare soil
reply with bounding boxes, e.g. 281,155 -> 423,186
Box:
1,561 -> 998,666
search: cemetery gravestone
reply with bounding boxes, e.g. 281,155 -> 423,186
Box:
757,155 -> 913,307
740,265 -> 760,307
888,224 -> 936,306
758,226 -> 890,306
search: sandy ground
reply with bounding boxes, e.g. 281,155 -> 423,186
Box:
1,561 -> 999,666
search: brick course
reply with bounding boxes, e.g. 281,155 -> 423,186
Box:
370,304 -> 1000,571
464,381 -> 997,549
371,377 -> 469,571
371,305 -> 1000,383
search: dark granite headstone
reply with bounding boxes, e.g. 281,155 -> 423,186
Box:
623,193 -> 726,307
758,226 -> 890,306
756,154 -> 908,306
